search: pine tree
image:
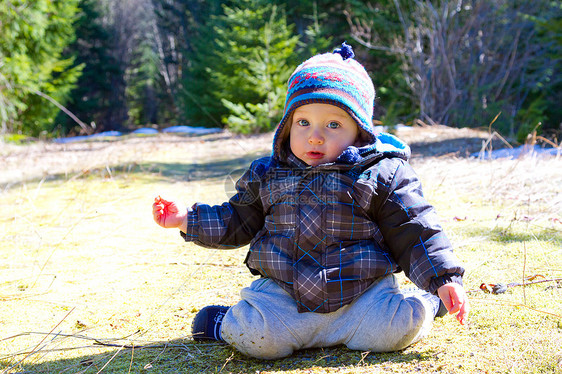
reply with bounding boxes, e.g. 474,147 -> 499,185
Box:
152,0 -> 224,126
56,0 -> 122,134
180,22 -> 227,127
202,0 -> 300,133
0,0 -> 83,136
126,37 -> 160,126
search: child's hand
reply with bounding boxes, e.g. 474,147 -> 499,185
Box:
152,195 -> 187,230
437,282 -> 470,325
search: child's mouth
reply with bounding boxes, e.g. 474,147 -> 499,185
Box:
306,151 -> 324,159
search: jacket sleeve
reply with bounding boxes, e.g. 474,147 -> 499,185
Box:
180,158 -> 267,249
371,158 -> 464,294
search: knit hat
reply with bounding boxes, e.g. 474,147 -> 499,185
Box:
273,42 -> 376,159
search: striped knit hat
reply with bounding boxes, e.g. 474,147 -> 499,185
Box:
273,42 -> 376,159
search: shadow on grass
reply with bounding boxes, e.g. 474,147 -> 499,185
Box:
6,339 -> 432,373
1,151 -> 269,191
130,156 -> 260,184
408,136 -> 504,158
490,227 -> 562,243
2,134 -> 507,190
460,223 -> 562,244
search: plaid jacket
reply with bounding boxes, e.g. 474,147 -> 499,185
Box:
182,134 -> 464,313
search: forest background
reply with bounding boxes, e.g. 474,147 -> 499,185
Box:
1,0 -> 561,143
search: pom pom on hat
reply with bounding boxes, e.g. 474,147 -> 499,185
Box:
273,42 -> 376,159
333,42 -> 355,60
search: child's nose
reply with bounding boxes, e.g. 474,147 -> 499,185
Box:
308,129 -> 324,145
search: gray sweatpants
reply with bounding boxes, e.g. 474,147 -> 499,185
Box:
221,275 -> 434,359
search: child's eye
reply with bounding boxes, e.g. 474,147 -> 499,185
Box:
297,119 -> 309,127
327,122 -> 340,129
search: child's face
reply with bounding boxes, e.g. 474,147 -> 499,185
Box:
289,103 -> 359,167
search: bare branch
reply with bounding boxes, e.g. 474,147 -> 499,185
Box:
29,89 -> 94,135
343,9 -> 404,55
346,0 -> 555,130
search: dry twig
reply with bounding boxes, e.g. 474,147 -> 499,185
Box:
3,307 -> 75,373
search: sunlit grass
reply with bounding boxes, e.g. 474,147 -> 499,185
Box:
1,134 -> 561,373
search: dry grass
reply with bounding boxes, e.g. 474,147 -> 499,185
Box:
0,128 -> 561,373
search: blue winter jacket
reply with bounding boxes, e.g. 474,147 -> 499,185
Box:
182,133 -> 464,313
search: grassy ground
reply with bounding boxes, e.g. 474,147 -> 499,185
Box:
1,128 -> 561,373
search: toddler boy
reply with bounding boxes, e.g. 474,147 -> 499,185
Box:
153,43 -> 469,359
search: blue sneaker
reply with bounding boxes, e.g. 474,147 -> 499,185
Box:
191,305 -> 229,341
